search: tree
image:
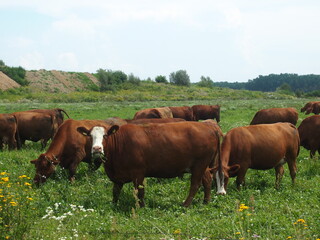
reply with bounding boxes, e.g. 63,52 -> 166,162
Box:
198,76 -> 214,88
127,73 -> 141,85
155,75 -> 168,84
169,70 -> 190,86
0,60 -> 5,66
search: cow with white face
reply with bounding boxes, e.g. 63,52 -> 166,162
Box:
77,125 -> 119,159
77,122 -> 220,207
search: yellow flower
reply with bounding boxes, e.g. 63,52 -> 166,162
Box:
27,197 -> 33,201
24,182 -> 31,186
1,177 -> 9,182
5,236 -> 10,239
0,172 -> 7,175
0,195 -> 4,198
173,229 -> 181,234
235,232 -> 241,235
297,219 -> 305,223
10,201 -> 17,206
19,175 -> 27,178
287,237 -> 292,239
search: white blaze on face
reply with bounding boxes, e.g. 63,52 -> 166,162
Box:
216,171 -> 226,195
90,126 -> 105,155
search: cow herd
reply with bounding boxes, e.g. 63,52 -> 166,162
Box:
1,102 -> 320,207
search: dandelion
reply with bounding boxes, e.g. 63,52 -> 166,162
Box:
1,177 -> 9,182
19,175 -> 27,178
27,197 -> 33,201
287,236 -> 292,239
235,232 -> 241,235
24,182 -> 31,186
173,229 -> 181,234
0,172 -> 7,175
10,201 -> 17,206
238,203 -> 250,211
296,219 -> 305,224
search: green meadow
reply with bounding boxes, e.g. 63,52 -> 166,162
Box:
1,97 -> 320,240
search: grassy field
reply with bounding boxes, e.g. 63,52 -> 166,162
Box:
1,98 -> 320,240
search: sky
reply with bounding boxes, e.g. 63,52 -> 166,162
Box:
1,0 -> 320,83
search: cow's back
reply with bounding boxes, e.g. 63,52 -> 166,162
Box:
105,122 -> 219,179
250,107 -> 298,125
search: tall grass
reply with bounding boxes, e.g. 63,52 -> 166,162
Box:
1,99 -> 320,239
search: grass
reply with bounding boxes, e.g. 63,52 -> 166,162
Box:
1,98 -> 320,239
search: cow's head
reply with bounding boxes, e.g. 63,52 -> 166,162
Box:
30,154 -> 59,185
211,164 -> 240,195
211,105 -> 220,123
77,125 -> 119,159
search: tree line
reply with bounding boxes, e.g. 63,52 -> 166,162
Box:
214,73 -> 320,95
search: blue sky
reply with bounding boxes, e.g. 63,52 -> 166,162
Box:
1,0 -> 320,82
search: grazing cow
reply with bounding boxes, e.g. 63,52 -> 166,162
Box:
168,106 -> 194,121
13,111 -> 59,149
298,115 -> 320,158
213,123 -> 300,195
0,114 -> 18,150
104,117 -> 186,126
77,121 -> 221,207
27,108 -> 70,125
250,107 -> 298,125
192,105 -> 220,122
30,119 -> 111,184
133,107 -> 173,119
301,101 -> 320,115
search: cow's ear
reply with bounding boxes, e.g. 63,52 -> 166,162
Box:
77,127 -> 91,136
107,125 -> 119,136
30,159 -> 37,164
228,164 -> 240,176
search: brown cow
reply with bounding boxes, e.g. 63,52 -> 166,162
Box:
213,123 -> 300,194
13,111 -> 59,149
104,117 -> 186,127
77,121 -> 220,207
301,101 -> 320,115
250,107 -> 298,125
168,106 -> 194,121
298,115 -> 320,158
27,108 -> 70,125
133,107 -> 173,119
0,114 -> 18,150
192,105 -> 220,122
202,119 -> 223,138
30,119 -> 111,184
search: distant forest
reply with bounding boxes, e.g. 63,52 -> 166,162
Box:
214,73 -> 320,94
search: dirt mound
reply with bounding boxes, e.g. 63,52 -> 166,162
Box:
0,71 -> 21,90
25,70 -> 99,93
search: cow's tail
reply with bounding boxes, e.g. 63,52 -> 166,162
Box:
13,115 -> 21,150
57,108 -> 70,119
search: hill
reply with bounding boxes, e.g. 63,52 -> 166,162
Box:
0,71 -> 21,90
25,70 -> 99,93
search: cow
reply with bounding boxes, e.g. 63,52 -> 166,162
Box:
27,108 -> 70,125
0,113 -> 19,150
301,101 -> 320,115
168,106 -> 194,121
77,121 -> 221,207
213,123 -> 300,195
13,111 -> 59,149
298,115 -> 320,158
250,107 -> 298,125
104,117 -> 186,126
30,119 -> 111,184
133,107 -> 173,119
192,105 -> 220,122
202,119 -> 224,138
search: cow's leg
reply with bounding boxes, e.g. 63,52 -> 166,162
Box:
8,135 -> 17,150
310,150 -> 316,158
201,168 -> 213,204
133,177 -> 145,207
287,159 -> 297,185
68,161 -> 79,182
274,164 -> 284,189
235,167 -> 248,190
183,171 -> 203,207
112,183 -> 124,204
41,139 -> 48,150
